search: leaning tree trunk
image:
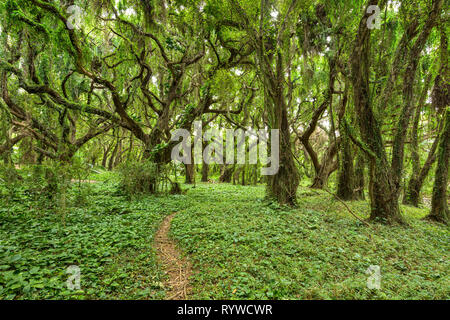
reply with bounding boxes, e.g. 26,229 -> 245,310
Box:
404,137 -> 438,206
310,142 -> 338,189
108,141 -> 119,171
405,20 -> 448,207
301,58 -> 338,191
428,107 -> 449,224
403,72 -> 435,206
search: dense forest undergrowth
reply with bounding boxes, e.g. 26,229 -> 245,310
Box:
0,170 -> 448,300
0,0 -> 449,301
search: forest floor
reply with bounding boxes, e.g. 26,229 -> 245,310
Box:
0,172 -> 448,300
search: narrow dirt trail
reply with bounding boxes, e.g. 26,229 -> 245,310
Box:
70,179 -> 98,184
153,213 -> 192,300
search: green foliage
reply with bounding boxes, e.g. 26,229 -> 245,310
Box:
0,180 -> 188,299
0,0 -> 448,301
1,171 -> 448,300
118,160 -> 161,197
171,184 -> 450,299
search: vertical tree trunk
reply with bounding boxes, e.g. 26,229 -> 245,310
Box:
390,0 -> 444,199
354,153 -> 365,200
265,52 -> 299,205
201,162 -> 209,182
266,100 -> 299,205
108,141 -> 118,171
219,165 -> 234,183
336,84 -> 357,200
252,166 -> 258,185
185,163 -> 195,184
428,108 -> 449,224
337,133 -> 356,200
428,25 -> 449,224
233,165 -> 243,185
350,1 -> 404,224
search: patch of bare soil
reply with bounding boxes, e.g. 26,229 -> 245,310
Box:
153,213 -> 192,300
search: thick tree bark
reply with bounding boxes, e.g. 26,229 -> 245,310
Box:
219,165 -> 234,183
351,0 -> 442,224
265,90 -> 299,205
185,163 -> 195,184
201,163 -> 209,182
428,108 -> 449,224
427,26 -> 449,224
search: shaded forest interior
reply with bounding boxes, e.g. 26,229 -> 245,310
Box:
0,0 -> 448,300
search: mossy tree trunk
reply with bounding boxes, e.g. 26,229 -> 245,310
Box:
403,72 -> 435,206
229,0 -> 300,205
265,82 -> 299,205
336,83 -> 357,200
185,163 -> 195,184
405,19 -> 448,207
354,153 -> 366,200
350,0 -> 442,224
428,27 -> 449,224
428,108 -> 449,224
350,0 -> 404,224
337,132 -> 356,200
